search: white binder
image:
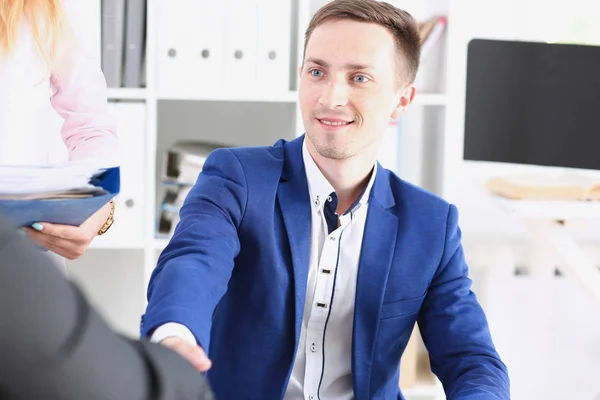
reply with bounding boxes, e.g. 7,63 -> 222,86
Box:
257,0 -> 292,92
222,0 -> 258,91
156,0 -> 192,91
186,0 -> 224,92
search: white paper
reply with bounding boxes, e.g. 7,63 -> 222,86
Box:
0,160 -> 106,198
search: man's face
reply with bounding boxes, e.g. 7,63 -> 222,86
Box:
299,19 -> 414,162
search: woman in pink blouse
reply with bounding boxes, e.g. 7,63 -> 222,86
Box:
0,0 -> 117,263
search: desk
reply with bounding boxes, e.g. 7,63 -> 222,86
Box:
493,197 -> 600,304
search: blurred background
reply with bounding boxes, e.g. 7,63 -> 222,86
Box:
51,1 -> 600,399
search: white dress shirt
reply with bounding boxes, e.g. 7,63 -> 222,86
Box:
152,141 -> 376,400
283,142 -> 375,400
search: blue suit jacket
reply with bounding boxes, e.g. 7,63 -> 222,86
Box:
142,136 -> 509,399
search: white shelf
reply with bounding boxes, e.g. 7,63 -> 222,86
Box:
156,90 -> 298,103
107,88 -> 148,100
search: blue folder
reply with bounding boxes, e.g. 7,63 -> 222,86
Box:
0,167 -> 120,228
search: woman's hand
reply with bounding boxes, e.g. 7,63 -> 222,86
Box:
22,202 -> 112,260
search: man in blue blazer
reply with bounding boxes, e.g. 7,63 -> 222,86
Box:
141,0 -> 510,399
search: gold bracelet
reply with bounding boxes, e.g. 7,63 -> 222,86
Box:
97,199 -> 115,236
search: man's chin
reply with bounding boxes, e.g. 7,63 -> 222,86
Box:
314,144 -> 353,160
306,131 -> 354,159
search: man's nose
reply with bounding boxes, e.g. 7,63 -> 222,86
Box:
318,79 -> 349,109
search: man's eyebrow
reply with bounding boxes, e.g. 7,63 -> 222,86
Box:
305,57 -> 329,67
305,57 -> 374,70
344,62 -> 374,70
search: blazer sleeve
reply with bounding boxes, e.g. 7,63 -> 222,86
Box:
141,148 -> 248,352
0,214 -> 214,400
417,204 -> 511,399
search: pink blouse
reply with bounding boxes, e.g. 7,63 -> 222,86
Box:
49,51 -> 118,164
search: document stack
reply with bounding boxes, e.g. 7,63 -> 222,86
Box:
0,161 -> 120,227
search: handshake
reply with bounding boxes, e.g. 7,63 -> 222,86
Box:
160,336 -> 213,372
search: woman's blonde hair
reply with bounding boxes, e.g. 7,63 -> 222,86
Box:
0,0 -> 72,65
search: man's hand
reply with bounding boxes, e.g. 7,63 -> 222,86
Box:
22,202 -> 112,260
160,337 -> 212,372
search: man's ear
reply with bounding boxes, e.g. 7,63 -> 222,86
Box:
390,84 -> 415,120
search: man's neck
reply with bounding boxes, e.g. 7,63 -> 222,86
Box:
306,141 -> 376,214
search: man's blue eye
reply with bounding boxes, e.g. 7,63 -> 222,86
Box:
353,75 -> 369,83
311,69 -> 323,77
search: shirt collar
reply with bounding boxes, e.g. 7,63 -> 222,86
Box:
302,139 -> 376,214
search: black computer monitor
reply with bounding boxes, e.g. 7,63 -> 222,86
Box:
463,38 -> 600,171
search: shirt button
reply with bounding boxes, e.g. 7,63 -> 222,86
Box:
329,235 -> 336,241
309,396 -> 315,400
310,343 -> 316,352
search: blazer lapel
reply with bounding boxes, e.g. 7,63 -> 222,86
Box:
276,136 -> 311,348
352,165 -> 398,400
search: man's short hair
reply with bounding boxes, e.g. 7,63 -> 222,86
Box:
303,0 -> 422,84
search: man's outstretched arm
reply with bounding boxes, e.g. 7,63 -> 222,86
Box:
142,148 -> 248,356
